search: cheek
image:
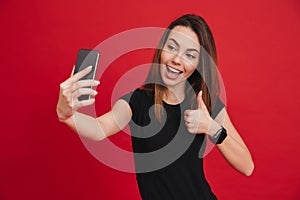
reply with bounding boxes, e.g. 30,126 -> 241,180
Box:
184,64 -> 197,76
160,50 -> 172,63
160,51 -> 165,63
160,64 -> 164,74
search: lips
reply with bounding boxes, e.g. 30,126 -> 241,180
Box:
165,65 -> 183,79
166,65 -> 183,74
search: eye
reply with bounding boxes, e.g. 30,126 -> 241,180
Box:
185,53 -> 196,59
167,44 -> 177,52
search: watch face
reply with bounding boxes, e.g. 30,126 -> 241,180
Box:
214,128 -> 223,139
210,127 -> 227,144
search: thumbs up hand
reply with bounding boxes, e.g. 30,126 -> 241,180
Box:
184,91 -> 212,134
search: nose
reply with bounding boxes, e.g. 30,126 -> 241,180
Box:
171,53 -> 182,66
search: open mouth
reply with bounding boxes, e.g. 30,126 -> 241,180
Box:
166,65 -> 183,74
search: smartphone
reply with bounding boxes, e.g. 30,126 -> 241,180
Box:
73,49 -> 100,101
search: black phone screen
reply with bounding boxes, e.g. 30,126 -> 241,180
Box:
74,49 -> 100,101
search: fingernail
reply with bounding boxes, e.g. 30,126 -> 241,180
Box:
87,65 -> 92,69
95,80 -> 100,85
94,91 -> 98,95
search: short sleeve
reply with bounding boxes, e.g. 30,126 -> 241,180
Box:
120,91 -> 133,105
211,97 -> 225,119
120,88 -> 151,125
120,89 -> 136,119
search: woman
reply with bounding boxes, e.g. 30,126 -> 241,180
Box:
57,14 -> 254,199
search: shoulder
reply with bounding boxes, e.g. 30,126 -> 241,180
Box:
120,88 -> 154,114
211,97 -> 225,119
121,88 -> 153,104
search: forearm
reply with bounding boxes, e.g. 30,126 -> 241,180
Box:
216,135 -> 254,176
208,119 -> 254,176
60,112 -> 106,141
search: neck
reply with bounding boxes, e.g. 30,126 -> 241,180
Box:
163,83 -> 186,105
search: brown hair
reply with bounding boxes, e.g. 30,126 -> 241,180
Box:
143,14 -> 220,121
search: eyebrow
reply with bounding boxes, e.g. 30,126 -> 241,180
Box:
168,38 -> 200,54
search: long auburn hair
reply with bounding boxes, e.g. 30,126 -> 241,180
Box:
143,14 -> 220,121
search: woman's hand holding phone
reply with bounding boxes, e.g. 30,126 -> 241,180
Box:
56,66 -> 100,122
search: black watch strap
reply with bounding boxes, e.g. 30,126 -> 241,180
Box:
209,126 -> 227,144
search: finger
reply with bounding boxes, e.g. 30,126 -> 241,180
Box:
184,114 -> 192,123
185,121 -> 190,127
184,114 -> 188,122
184,110 -> 195,123
72,88 -> 98,99
72,65 -> 93,81
73,98 -> 95,110
197,90 -> 206,109
185,120 -> 193,127
70,65 -> 75,77
63,66 -> 93,88
72,80 -> 100,92
60,65 -> 79,88
184,110 -> 191,117
60,78 -> 75,95
60,75 -> 78,90
61,65 -> 87,91
186,124 -> 196,134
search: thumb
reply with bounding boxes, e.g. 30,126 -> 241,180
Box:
197,91 -> 206,109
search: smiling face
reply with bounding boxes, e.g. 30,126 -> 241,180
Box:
160,25 -> 200,91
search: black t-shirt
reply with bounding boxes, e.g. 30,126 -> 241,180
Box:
121,88 -> 224,200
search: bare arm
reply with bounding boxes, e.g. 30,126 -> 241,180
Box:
209,108 -> 254,176
56,66 -> 132,141
184,92 -> 254,176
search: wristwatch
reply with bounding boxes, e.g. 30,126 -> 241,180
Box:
209,126 -> 227,144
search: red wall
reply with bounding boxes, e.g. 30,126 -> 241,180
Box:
1,0 -> 299,199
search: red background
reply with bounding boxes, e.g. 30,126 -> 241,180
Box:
1,0 -> 300,199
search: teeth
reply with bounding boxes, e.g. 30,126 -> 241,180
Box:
167,66 -> 181,74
